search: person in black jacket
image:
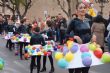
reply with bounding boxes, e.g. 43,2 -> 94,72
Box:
6,19 -> 16,51
30,27 -> 46,73
17,19 -> 29,60
40,20 -> 55,73
66,3 -> 95,73
55,14 -> 67,45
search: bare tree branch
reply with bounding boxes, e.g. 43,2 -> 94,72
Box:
57,0 -> 69,17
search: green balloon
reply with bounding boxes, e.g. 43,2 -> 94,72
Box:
0,58 -> 4,65
101,52 -> 110,63
88,43 -> 96,51
0,61 -> 4,70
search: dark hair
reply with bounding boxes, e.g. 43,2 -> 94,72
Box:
20,19 -> 26,24
93,15 -> 104,23
72,13 -> 78,18
35,27 -> 40,32
46,20 -> 52,27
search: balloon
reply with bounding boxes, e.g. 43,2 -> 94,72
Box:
47,51 -> 52,56
31,50 -> 35,53
88,8 -> 97,17
88,43 -> 96,51
82,57 -> 92,67
64,52 -> 74,62
94,49 -> 103,58
63,46 -> 69,55
80,44 -> 89,52
67,40 -> 73,49
32,47 -> 36,50
55,52 -> 63,61
37,52 -> 42,55
53,47 -> 57,51
44,51 -> 48,56
24,53 -> 29,58
81,52 -> 91,59
0,61 -> 4,70
24,38 -> 27,42
70,44 -> 79,53
57,58 -> 68,68
101,52 -> 110,63
0,58 -> 4,65
36,48 -> 40,52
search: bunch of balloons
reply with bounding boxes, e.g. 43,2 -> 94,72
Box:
55,40 -> 78,68
88,42 -> 103,58
0,58 -> 4,70
80,44 -> 92,66
25,43 -> 56,56
55,40 -> 110,68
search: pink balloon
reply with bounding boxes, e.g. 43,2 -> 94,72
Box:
80,44 -> 89,52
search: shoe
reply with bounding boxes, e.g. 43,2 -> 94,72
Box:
33,65 -> 37,69
40,67 -> 46,72
49,68 -> 54,73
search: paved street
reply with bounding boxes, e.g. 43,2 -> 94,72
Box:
0,35 -> 110,73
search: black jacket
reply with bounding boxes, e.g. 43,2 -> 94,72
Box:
30,33 -> 46,46
66,18 -> 91,43
17,24 -> 28,34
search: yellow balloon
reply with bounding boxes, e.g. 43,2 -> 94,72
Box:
37,52 -> 42,55
55,52 -> 63,61
88,8 -> 96,17
67,40 -> 73,49
64,52 -> 74,62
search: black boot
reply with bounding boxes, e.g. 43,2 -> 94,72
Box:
40,67 -> 46,72
49,67 -> 54,73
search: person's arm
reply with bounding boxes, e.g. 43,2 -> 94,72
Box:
41,36 -> 46,46
74,36 -> 83,44
66,20 -> 75,36
91,23 -> 95,34
107,23 -> 110,31
30,37 -> 34,45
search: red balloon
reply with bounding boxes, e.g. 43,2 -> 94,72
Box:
94,49 -> 103,58
44,52 -> 48,56
32,47 -> 36,50
24,53 -> 29,58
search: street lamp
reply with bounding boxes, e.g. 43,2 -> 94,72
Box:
95,0 -> 109,16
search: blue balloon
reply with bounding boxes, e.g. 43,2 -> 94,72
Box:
31,50 -> 35,53
53,47 -> 57,51
57,58 -> 68,69
0,58 -> 4,65
36,48 -> 40,52
63,46 -> 69,55
81,52 -> 91,59
70,44 -> 78,53
82,57 -> 92,67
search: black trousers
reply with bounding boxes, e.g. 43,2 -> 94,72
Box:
42,55 -> 54,69
7,39 -> 13,51
30,56 -> 41,73
60,30 -> 66,45
19,42 -> 28,59
68,67 -> 90,73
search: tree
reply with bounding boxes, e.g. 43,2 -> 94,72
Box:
56,0 -> 78,19
0,0 -> 32,19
